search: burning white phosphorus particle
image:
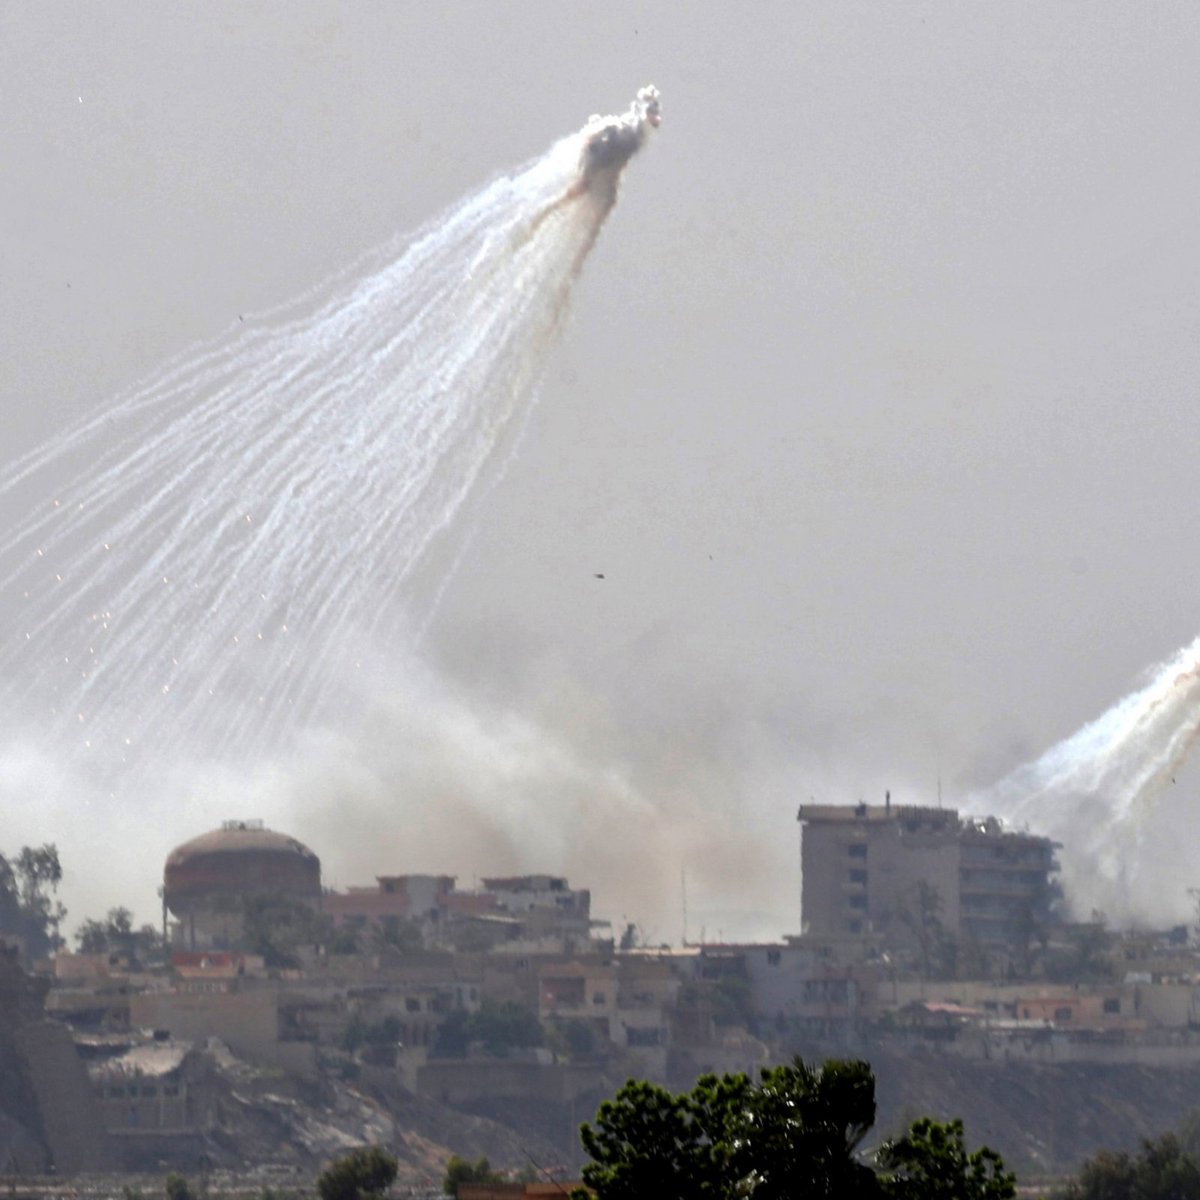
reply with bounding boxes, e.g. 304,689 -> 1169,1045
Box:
0,87 -> 662,776
976,633 -> 1200,918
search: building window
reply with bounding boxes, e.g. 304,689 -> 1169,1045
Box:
1054,1006 -> 1072,1022
848,894 -> 867,910
1103,997 -> 1120,1014
847,919 -> 863,934
848,843 -> 867,859
848,868 -> 867,885
766,950 -> 781,966
405,997 -> 421,1013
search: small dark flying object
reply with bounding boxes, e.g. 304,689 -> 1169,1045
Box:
594,573 -> 605,579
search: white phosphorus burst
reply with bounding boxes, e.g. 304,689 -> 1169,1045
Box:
977,635 -> 1200,912
0,90 -> 660,774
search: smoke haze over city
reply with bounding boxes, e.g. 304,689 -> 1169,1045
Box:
3,5 -> 1200,940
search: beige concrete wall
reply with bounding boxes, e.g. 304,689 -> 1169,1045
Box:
1131,983 -> 1200,1028
129,987 -> 278,1059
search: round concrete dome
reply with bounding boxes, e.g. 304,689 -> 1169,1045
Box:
163,819 -> 321,918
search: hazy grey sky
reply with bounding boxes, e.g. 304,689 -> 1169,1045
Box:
3,4 -> 1200,938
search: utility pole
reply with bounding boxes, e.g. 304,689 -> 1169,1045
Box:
681,866 -> 689,947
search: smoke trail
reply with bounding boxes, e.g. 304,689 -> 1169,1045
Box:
978,635 -> 1200,915
0,88 -> 661,777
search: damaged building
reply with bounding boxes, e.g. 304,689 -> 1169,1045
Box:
797,801 -> 1061,961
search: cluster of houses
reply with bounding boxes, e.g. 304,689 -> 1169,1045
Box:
12,805 -> 1200,1159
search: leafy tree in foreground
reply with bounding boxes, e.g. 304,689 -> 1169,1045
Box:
577,1057 -> 1014,1200
878,1117 -> 1015,1200
317,1146 -> 398,1200
736,1058 -> 879,1198
578,1074 -> 748,1200
1061,1132 -> 1200,1200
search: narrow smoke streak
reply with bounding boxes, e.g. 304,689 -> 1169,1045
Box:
0,88 -> 662,777
978,634 -> 1200,916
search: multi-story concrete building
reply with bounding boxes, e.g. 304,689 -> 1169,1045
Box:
797,801 -> 1059,958
325,872 -> 601,953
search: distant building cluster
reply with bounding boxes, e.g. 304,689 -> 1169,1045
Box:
8,799 -> 1200,1173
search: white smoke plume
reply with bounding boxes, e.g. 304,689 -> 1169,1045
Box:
0,88 -> 683,933
0,88 -> 660,779
977,635 -> 1200,921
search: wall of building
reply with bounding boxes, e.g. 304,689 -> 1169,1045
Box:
799,805 -> 1058,955
129,987 -> 278,1061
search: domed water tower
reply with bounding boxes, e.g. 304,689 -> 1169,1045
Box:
163,819 -> 321,949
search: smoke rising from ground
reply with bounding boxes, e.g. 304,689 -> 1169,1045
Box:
0,633 -> 801,941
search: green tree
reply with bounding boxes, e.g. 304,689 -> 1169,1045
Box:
433,1000 -> 543,1059
737,1058 -> 879,1198
578,1075 -> 748,1199
577,1058 -> 1014,1200
432,1010 -> 471,1058
898,882 -> 957,980
1062,1133 -> 1200,1200
317,1147 -> 398,1200
563,1020 -> 598,1058
878,1118 -> 1015,1199
75,907 -> 163,965
239,893 -> 329,968
710,975 -> 754,1028
163,1172 -> 193,1200
0,843 -> 66,960
442,1155 -> 502,1196
340,1014 -> 405,1053
470,999 -> 544,1056
1045,922 -> 1116,984
374,917 -> 423,955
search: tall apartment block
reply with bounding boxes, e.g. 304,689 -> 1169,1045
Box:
796,802 -> 1060,952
